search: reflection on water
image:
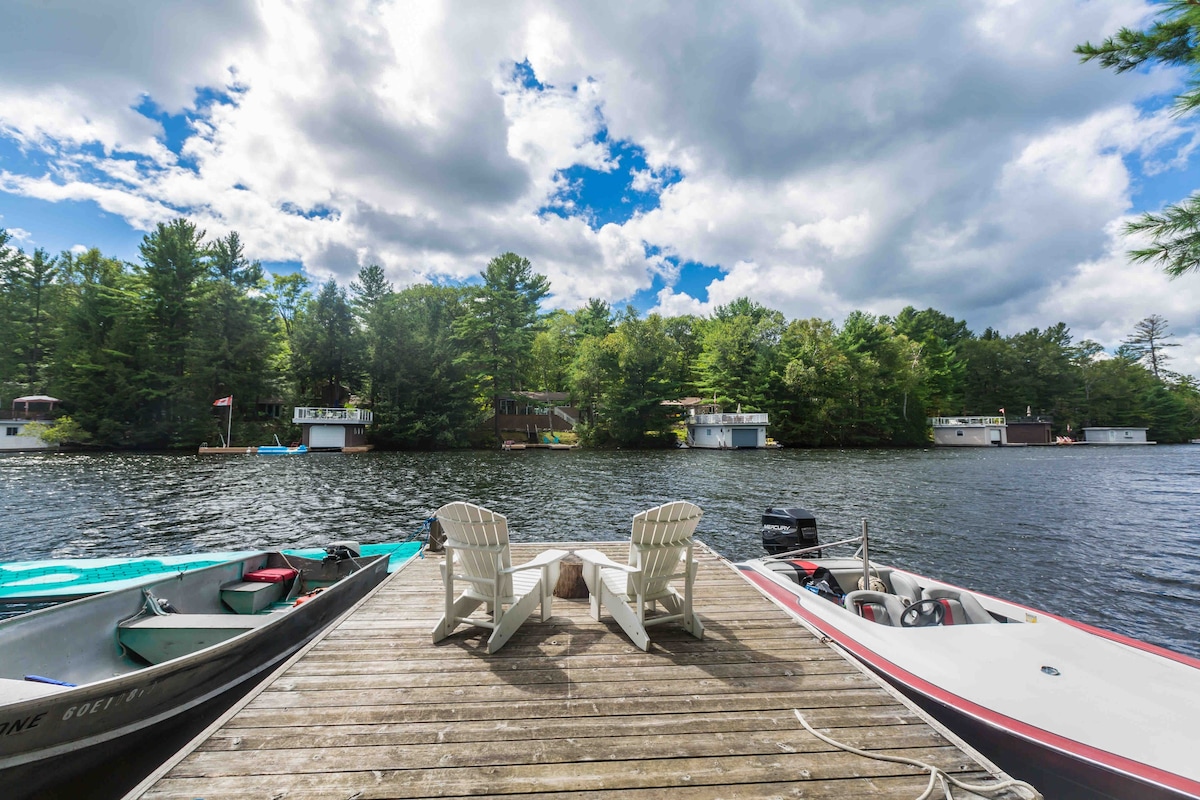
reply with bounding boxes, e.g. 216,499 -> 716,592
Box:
2,445 -> 1197,656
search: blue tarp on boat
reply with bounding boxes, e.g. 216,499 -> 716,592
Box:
0,541 -> 422,601
257,444 -> 308,455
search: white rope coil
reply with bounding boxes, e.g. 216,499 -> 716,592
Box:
857,575 -> 888,592
793,709 -> 1043,800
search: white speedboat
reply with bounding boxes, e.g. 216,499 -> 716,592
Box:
736,509 -> 1200,800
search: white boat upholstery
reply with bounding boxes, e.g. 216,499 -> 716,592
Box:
923,587 -> 999,624
431,501 -> 567,654
887,571 -> 922,606
843,589 -> 908,626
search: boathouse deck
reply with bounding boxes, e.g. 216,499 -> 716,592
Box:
127,543 -> 1030,799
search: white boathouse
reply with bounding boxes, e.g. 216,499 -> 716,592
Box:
1,395 -> 61,452
930,415 -> 1008,447
686,408 -> 770,449
293,407 -> 373,452
1082,426 -> 1154,445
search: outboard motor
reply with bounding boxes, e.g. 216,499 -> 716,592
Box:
761,507 -> 819,556
324,540 -> 361,562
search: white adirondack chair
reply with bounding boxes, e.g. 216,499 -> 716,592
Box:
432,501 -> 567,653
576,500 -> 704,651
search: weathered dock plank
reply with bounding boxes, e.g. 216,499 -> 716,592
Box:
127,542 -> 1032,800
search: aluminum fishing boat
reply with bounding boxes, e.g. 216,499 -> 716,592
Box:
0,545 -> 393,799
736,508 -> 1200,800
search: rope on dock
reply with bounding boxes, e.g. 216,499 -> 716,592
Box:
792,709 -> 1043,800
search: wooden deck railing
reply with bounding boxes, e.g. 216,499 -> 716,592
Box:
292,407 -> 374,423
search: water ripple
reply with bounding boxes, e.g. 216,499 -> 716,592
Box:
2,445 -> 1197,656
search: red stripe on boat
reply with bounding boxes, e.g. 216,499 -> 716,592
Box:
937,597 -> 956,625
736,565 -> 1200,799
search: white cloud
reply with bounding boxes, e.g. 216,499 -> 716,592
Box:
5,227 -> 33,245
1021,219 -> 1200,368
2,0 -> 1200,374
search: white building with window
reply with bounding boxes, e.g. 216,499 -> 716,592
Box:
930,416 -> 1008,447
1082,427 -> 1154,445
1,395 -> 60,451
293,407 -> 374,451
1,421 -> 53,451
685,409 -> 770,449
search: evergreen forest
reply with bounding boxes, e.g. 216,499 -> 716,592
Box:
2,220 -> 1198,450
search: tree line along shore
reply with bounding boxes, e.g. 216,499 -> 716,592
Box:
2,220 -> 1198,451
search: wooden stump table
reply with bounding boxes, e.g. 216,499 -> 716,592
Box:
553,554 -> 589,599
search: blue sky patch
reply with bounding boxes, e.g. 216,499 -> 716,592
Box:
1129,159 -> 1200,212
133,87 -> 238,170
674,261 -> 725,305
133,96 -> 193,164
261,259 -> 305,278
279,202 -> 338,221
513,59 -> 547,92
0,136 -> 55,175
626,247 -> 724,311
0,193 -> 144,262
539,130 -> 681,230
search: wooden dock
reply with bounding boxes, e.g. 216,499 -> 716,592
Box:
127,543 -> 1031,799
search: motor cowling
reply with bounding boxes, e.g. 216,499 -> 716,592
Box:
761,507 -> 818,555
324,540 -> 361,561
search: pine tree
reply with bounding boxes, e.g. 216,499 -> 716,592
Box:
1122,314 -> 1180,382
454,253 -> 550,441
1077,2 -> 1200,276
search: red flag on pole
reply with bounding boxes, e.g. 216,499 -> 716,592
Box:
213,396 -> 233,407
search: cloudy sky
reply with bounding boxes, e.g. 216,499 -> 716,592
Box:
3,0 -> 1200,376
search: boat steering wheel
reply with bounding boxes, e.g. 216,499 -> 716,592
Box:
900,598 -> 946,628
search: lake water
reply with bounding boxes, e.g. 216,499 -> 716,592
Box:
2,445 -> 1197,657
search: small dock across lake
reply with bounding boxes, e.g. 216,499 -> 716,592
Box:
127,543 -> 1031,799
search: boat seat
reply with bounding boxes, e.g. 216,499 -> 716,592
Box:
220,579 -> 286,614
888,571 -> 922,606
922,587 -> 999,625
843,590 -> 907,626
118,613 -> 277,664
243,567 -> 297,583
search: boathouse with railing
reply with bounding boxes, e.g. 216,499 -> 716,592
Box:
292,407 -> 373,452
930,415 -> 1008,446
685,407 -> 770,449
1,395 -> 61,451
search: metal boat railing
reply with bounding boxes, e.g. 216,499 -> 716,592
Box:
760,521 -> 876,594
760,534 -> 864,562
